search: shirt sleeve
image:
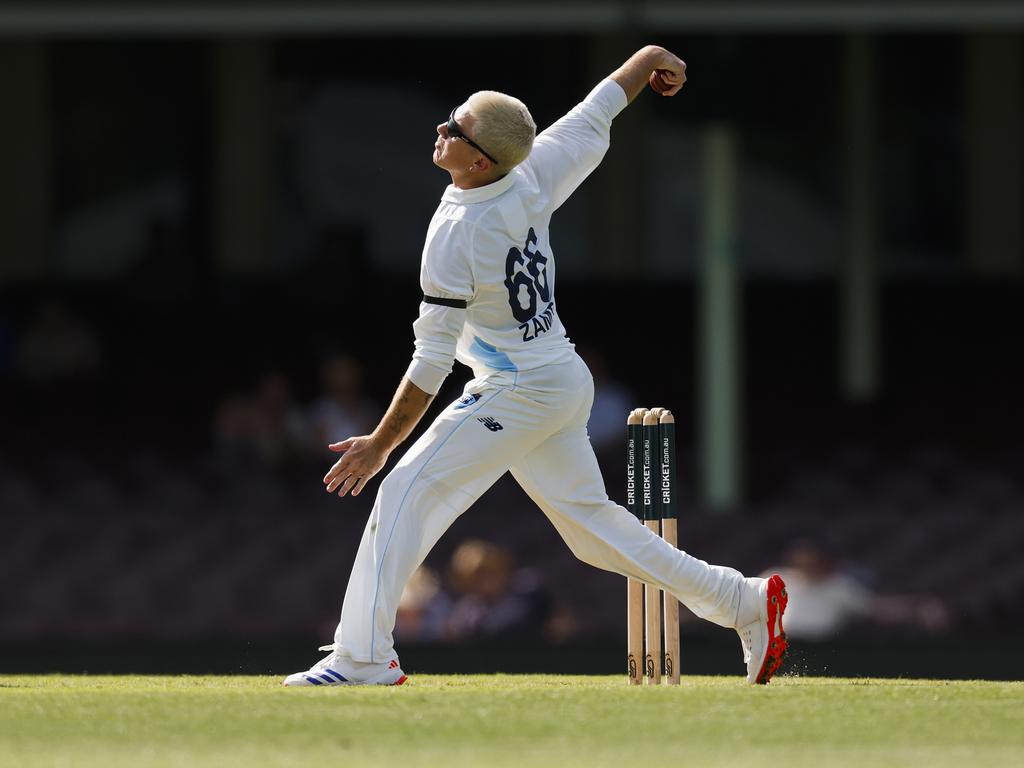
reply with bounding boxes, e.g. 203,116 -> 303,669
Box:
523,78 -> 629,213
405,219 -> 474,395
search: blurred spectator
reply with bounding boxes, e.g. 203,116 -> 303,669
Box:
15,300 -> 101,384
394,565 -> 453,642
577,346 -> 634,453
444,539 -> 552,640
249,372 -> 312,465
765,540 -> 949,640
211,372 -> 311,467
309,354 -> 378,447
212,394 -> 254,467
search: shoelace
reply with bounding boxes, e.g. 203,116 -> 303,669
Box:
312,644 -> 338,672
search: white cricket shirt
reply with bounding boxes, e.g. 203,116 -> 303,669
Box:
405,78 -> 629,395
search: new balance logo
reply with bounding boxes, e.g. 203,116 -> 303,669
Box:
455,392 -> 482,410
477,416 -> 503,432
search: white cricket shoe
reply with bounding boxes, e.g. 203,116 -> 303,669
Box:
737,574 -> 789,684
282,645 -> 408,687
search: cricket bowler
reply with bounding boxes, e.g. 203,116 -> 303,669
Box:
284,45 -> 788,687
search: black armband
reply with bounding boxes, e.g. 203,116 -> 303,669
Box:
423,295 -> 468,309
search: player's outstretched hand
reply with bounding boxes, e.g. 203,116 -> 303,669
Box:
323,436 -> 389,498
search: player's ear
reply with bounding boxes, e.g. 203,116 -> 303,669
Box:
472,156 -> 492,173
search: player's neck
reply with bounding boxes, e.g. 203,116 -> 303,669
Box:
450,168 -> 505,190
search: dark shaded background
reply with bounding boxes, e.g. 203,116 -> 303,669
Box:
1,1 -> 1022,679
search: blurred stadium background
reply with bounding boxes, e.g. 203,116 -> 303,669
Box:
0,0 -> 1021,679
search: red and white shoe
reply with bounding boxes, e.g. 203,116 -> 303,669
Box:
282,645 -> 408,687
737,574 -> 789,684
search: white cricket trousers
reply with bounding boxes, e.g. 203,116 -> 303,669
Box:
334,355 -> 750,663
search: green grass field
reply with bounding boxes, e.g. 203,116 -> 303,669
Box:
2,674 -> 1022,767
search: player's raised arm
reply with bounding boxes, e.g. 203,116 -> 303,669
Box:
609,45 -> 687,102
526,44 -> 687,212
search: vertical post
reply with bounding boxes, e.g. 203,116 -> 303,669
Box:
213,38 -> 273,274
0,41 -> 51,281
641,409 -> 662,684
966,33 -> 1023,276
659,410 -> 681,685
699,125 -> 743,509
840,33 -> 880,400
625,408 -> 646,686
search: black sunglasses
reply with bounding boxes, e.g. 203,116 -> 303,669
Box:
447,109 -> 499,165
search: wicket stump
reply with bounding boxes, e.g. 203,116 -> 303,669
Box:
625,409 -> 645,685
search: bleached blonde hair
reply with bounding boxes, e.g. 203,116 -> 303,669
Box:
465,90 -> 536,169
